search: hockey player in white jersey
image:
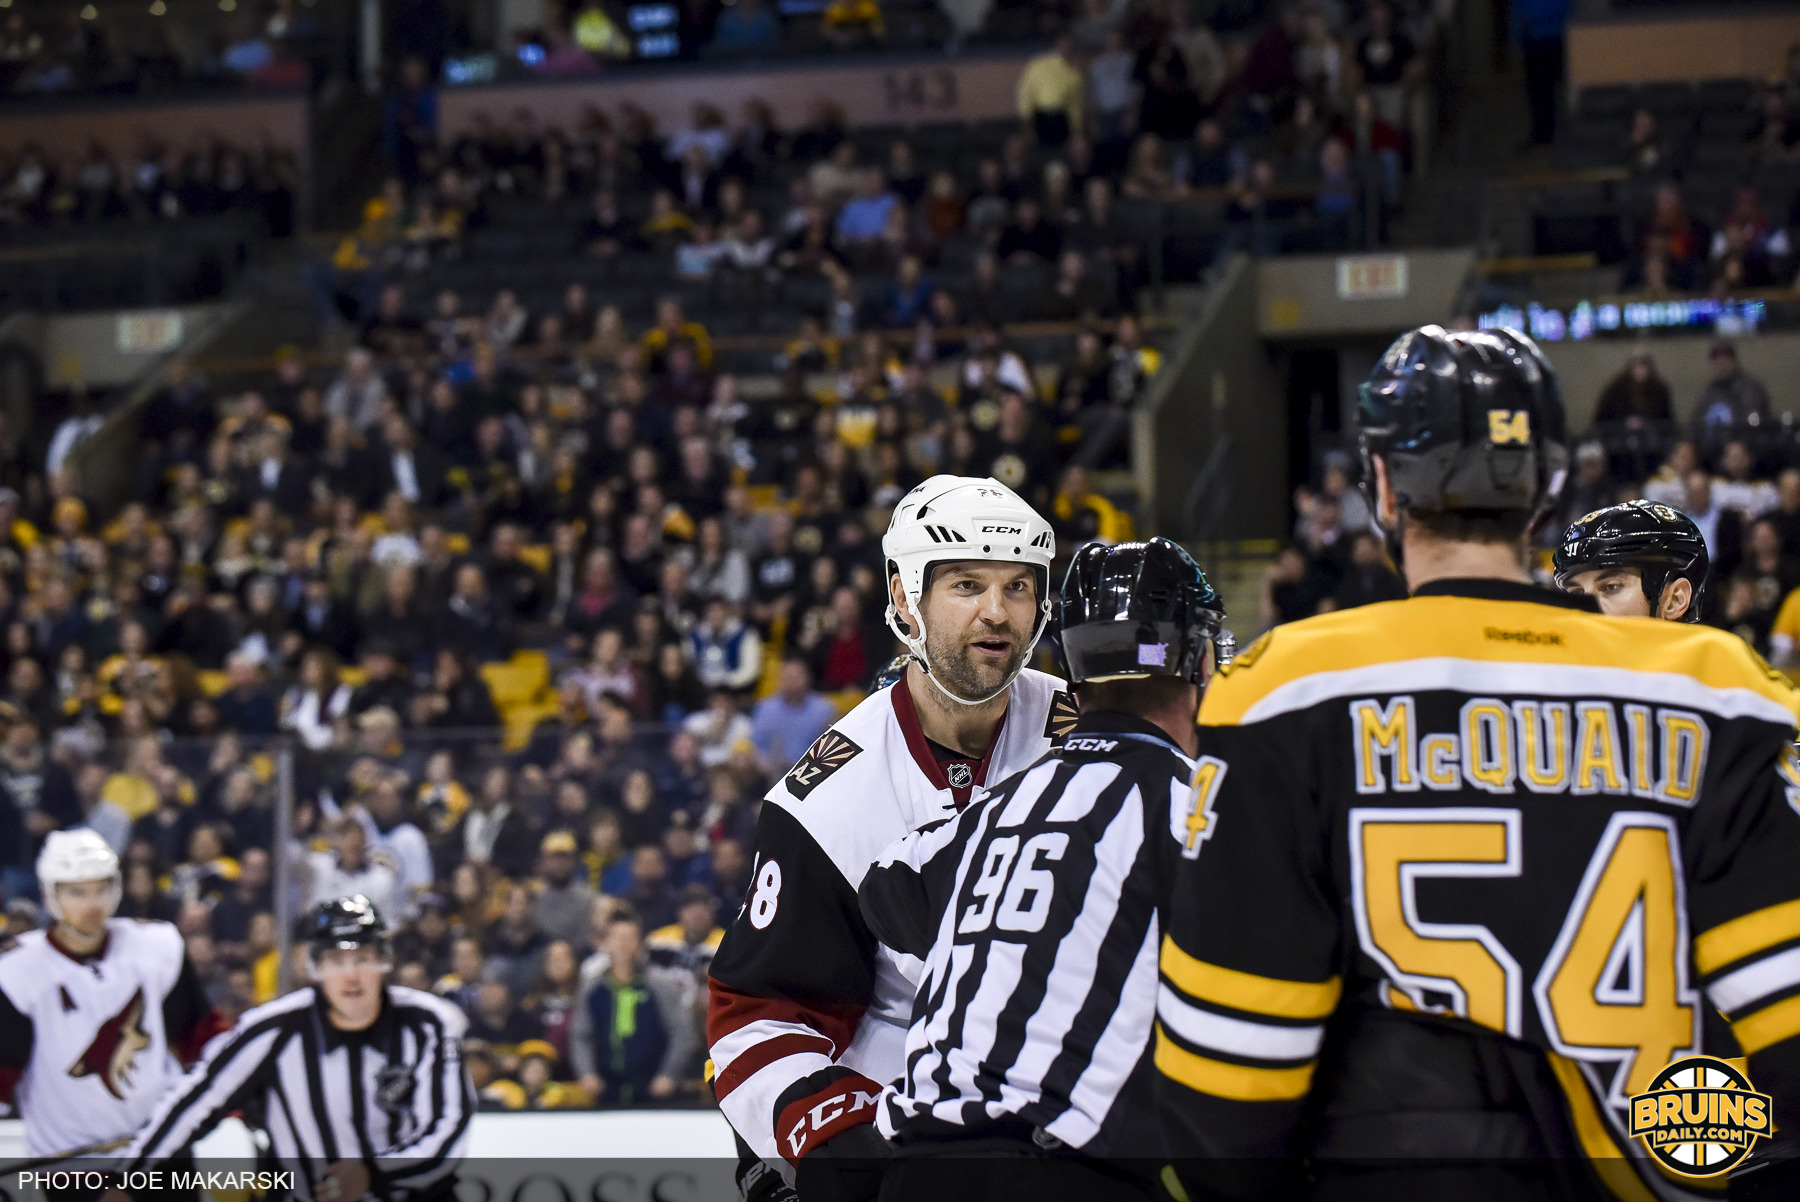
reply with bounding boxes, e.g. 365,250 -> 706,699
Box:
0,829 -> 222,1159
708,476 -> 1074,1201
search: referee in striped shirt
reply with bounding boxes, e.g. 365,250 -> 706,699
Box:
118,896 -> 472,1202
858,539 -> 1225,1202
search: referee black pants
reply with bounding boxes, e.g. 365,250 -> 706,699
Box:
879,1146 -> 1154,1202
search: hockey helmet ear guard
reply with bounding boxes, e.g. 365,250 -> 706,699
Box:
1357,325 -> 1569,530
37,828 -> 121,922
882,475 -> 1056,706
1058,538 -> 1226,686
1553,499 -> 1710,622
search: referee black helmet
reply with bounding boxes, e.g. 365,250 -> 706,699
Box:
306,894 -> 391,957
1553,500 -> 1710,622
1358,325 -> 1568,519
1058,537 -> 1224,685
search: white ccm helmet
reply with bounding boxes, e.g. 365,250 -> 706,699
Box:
37,828 -> 121,922
883,475 -> 1055,706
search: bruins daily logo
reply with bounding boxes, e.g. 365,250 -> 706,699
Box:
1043,690 -> 1078,749
786,731 -> 863,800
1627,1055 -> 1771,1176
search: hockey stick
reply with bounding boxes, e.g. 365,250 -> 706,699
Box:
0,1137 -> 131,1176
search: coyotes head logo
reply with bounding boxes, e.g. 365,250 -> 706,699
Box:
69,987 -> 152,1099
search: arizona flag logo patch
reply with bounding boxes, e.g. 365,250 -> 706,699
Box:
786,731 -> 863,800
1044,690 -> 1078,749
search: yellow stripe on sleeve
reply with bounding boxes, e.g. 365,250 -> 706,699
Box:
1732,993 -> 1800,1056
1543,1053 -> 1662,1202
1153,1025 -> 1315,1102
1159,937 -> 1342,1021
1694,899 -> 1800,976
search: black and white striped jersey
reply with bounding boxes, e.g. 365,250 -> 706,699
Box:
858,711 -> 1194,1155
122,985 -> 472,1199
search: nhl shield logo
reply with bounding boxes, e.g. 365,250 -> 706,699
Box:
947,763 -> 974,789
786,730 -> 864,801
376,1064 -> 416,1115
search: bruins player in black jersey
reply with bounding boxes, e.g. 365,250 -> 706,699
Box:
1554,500 -> 1709,622
1154,326 -> 1800,1202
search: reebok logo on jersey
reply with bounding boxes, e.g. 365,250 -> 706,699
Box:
69,987 -> 150,1099
786,731 -> 863,801
1484,627 -> 1563,646
1044,690 -> 1078,749
59,985 -> 75,1012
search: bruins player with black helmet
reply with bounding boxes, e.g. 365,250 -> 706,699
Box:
1155,326 -> 1800,1202
1554,500 -> 1710,622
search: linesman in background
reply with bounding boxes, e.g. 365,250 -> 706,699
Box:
116,896 -> 472,1202
859,537 -> 1226,1201
1155,325 -> 1800,1201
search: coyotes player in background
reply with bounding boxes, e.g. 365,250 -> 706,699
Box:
0,829 -> 222,1158
707,477 -> 1073,1201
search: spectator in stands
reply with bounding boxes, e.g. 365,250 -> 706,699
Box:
308,816 -> 398,918
574,916 -> 692,1105
749,656 -> 835,773
1722,517 -> 1799,653
1766,470 -> 1800,560
1714,439 -> 1778,520
687,599 -> 762,693
359,775 -> 432,918
647,884 -> 723,982
1544,442 -> 1616,547
1259,545 -> 1320,629
1624,108 -> 1674,178
1593,351 -> 1673,430
1088,29 -> 1139,152
835,168 -> 899,248
1018,33 -> 1085,148
1685,469 -> 1744,579
1135,38 -> 1201,148
1641,440 -> 1698,508
997,197 -> 1062,264
437,563 -> 514,662
1332,530 -> 1407,610
215,652 -> 278,736
1692,339 -> 1772,442
453,763 -> 539,878
1356,2 -> 1419,132
534,829 -> 597,945
578,189 -> 632,259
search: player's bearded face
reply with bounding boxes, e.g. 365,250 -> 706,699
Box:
915,563 -> 1039,701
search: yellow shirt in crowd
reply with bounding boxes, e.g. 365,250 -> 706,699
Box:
1016,52 -> 1084,124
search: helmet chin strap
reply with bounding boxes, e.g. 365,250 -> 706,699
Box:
884,599 -> 1048,708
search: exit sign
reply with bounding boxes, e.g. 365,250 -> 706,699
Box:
1336,255 -> 1408,300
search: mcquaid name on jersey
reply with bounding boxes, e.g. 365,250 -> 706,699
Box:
1349,695 -> 1708,803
